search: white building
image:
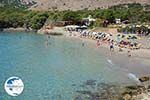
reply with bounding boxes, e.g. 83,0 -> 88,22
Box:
115,18 -> 121,24
82,15 -> 96,26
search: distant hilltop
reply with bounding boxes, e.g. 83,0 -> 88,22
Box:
0,0 -> 150,10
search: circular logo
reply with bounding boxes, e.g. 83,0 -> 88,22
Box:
4,76 -> 24,96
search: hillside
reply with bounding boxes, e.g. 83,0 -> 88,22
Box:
30,0 -> 150,11
0,0 -> 150,10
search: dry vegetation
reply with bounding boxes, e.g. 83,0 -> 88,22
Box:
26,0 -> 150,11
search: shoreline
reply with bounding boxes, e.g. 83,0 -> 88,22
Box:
50,31 -> 150,78
2,27 -> 150,69
53,27 -> 150,78
39,26 -> 150,70
64,31 -> 150,61
65,35 -> 150,72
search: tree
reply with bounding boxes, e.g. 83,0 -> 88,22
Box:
62,11 -> 81,22
103,10 -> 115,23
29,13 -> 48,30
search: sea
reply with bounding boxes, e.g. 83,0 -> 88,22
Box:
0,32 -> 133,100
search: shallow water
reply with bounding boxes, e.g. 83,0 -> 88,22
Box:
0,32 -> 132,100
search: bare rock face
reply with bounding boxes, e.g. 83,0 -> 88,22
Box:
139,76 -> 150,82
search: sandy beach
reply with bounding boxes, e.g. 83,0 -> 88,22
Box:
44,27 -> 150,61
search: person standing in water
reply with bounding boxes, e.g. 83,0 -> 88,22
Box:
19,36 -> 22,39
46,35 -> 52,46
48,35 -> 51,39
82,40 -> 85,47
96,39 -> 100,47
109,40 -> 114,51
45,40 -> 48,48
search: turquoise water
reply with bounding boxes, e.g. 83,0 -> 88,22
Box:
0,32 -> 129,100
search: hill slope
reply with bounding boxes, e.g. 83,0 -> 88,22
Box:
0,0 -> 150,10
29,0 -> 150,11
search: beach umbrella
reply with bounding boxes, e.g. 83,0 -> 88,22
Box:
81,25 -> 87,28
136,25 -> 141,28
92,32 -> 97,35
145,25 -> 149,28
122,25 -> 126,28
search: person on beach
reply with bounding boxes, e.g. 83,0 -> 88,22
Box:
116,34 -> 121,45
127,50 -> 131,57
119,47 -> 123,52
109,40 -> 114,51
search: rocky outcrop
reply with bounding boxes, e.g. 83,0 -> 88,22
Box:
73,76 -> 150,100
37,27 -> 66,35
